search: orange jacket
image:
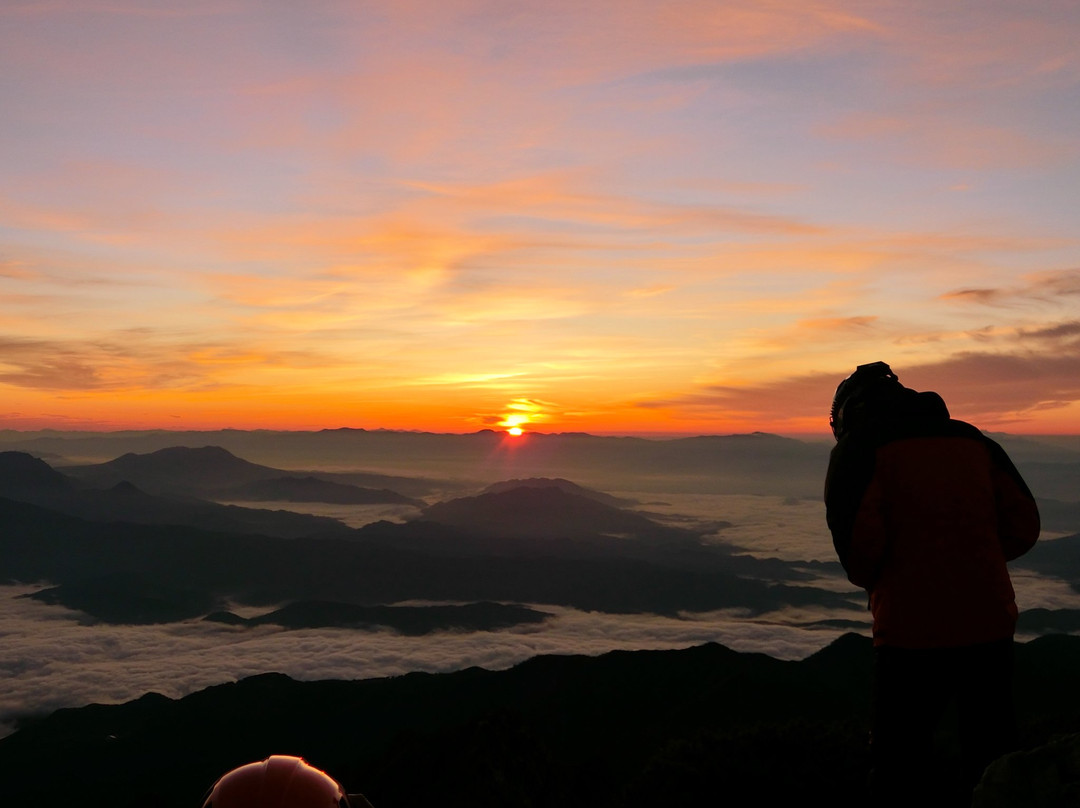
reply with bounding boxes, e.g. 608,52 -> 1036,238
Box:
825,394 -> 1039,648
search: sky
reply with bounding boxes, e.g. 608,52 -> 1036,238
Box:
2,0 -> 1079,435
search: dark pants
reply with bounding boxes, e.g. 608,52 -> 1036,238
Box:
869,639 -> 1017,806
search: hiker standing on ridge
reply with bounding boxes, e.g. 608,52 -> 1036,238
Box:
824,362 -> 1039,804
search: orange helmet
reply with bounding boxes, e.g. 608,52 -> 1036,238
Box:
201,755 -> 349,808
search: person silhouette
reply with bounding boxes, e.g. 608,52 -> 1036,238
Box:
824,362 -> 1039,805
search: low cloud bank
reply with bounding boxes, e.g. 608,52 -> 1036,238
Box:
3,489 -> 1074,738
1,585 -> 862,736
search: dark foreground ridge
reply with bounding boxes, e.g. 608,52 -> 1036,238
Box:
2,634 -> 1079,808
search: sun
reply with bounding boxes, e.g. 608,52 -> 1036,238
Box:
499,411 -> 530,435
496,398 -> 548,436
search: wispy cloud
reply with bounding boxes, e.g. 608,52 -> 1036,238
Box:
941,268 -> 1080,307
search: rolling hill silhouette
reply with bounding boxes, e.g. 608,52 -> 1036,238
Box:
0,450 -> 72,494
1,634 -> 1078,807
66,445 -> 275,494
419,486 -> 696,541
217,475 -> 422,506
62,445 -> 423,505
0,451 -> 353,539
479,477 -> 637,507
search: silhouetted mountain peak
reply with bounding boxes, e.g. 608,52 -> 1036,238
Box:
108,480 -> 147,496
0,451 -> 71,493
68,445 -> 285,494
480,477 -> 634,507
421,487 -> 671,540
113,445 -> 242,469
802,631 -> 872,667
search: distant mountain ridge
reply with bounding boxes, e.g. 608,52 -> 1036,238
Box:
2,428 -> 838,496
64,445 -> 413,501
2,427 -> 1077,500
0,451 -> 354,539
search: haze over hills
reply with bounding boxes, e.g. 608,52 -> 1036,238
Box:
2,427 -> 1077,503
61,445 -> 425,505
0,428 -> 834,496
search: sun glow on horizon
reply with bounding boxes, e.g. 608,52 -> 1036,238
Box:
495,398 -> 551,435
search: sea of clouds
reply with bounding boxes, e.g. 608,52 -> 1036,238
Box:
2,492 -> 1075,738
0,583 -> 862,738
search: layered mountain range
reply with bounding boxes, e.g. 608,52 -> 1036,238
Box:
2,445 -> 1078,630
0,446 -> 856,625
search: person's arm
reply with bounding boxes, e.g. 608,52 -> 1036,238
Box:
825,435 -> 882,587
984,438 -> 1040,560
844,474 -> 890,589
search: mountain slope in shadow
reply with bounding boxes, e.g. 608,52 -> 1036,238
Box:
62,445 -> 424,506
217,475 -> 422,506
479,477 -> 637,507
419,486 -> 694,541
0,452 -> 352,539
62,445 -> 287,495
1,634 -> 1078,808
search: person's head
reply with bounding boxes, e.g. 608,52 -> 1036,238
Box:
201,756 -> 350,808
829,361 -> 904,440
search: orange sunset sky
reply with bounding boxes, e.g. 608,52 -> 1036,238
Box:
2,1 -> 1079,436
